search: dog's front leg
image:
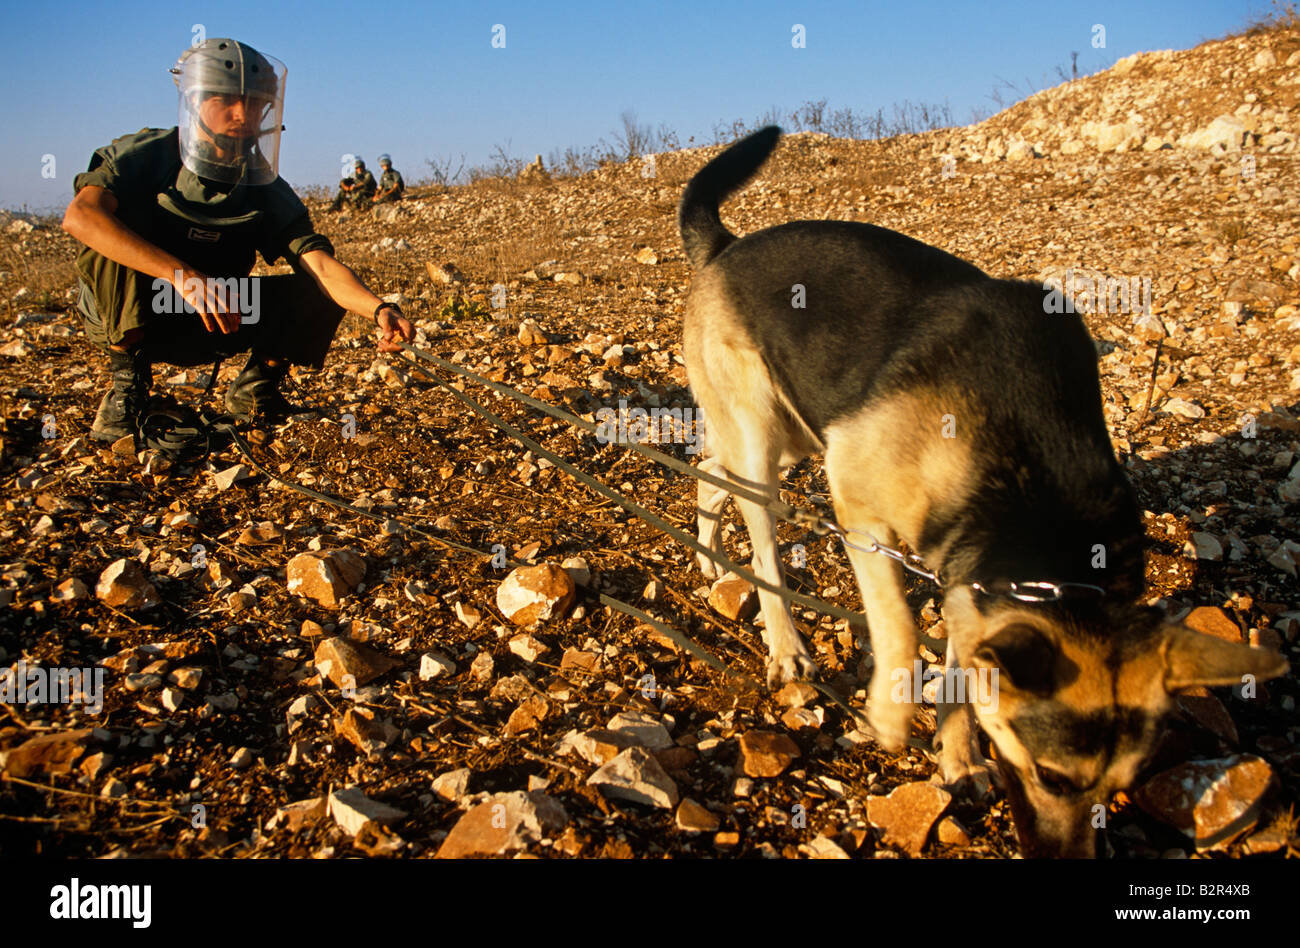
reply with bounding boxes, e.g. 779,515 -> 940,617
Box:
935,636 -> 995,799
840,525 -> 917,752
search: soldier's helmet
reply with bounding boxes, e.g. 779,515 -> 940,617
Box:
379,154 -> 392,167
172,38 -> 286,186
355,159 -> 366,171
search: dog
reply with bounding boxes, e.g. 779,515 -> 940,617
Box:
678,126 -> 1289,856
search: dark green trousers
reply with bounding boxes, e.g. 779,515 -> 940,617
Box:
79,269 -> 346,370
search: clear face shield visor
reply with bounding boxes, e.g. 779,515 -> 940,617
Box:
174,46 -> 286,186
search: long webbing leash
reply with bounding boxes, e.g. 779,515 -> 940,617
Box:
145,352 -> 927,746
134,358 -> 227,463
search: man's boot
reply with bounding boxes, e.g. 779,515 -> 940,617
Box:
225,355 -> 302,423
91,348 -> 151,442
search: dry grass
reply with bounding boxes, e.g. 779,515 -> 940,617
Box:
1219,217 -> 1249,246
452,214 -> 567,287
1241,1 -> 1300,34
0,233 -> 76,315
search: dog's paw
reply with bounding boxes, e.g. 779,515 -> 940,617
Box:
867,699 -> 913,753
697,552 -> 722,581
867,673 -> 913,752
765,648 -> 818,687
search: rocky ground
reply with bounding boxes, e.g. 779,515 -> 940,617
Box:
1,24 -> 1299,860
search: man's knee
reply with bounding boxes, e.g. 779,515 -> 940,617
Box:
253,271 -> 345,368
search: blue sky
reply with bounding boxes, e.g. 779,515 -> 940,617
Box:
0,0 -> 1269,211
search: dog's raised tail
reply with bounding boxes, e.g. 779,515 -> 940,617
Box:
678,125 -> 781,268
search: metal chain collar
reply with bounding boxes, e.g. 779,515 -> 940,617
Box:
813,518 -> 1105,603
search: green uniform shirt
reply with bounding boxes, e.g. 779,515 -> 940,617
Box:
352,168 -> 377,196
379,169 -> 404,194
73,126 -> 333,345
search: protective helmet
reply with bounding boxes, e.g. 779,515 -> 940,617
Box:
172,38 -> 286,186
355,159 -> 366,170
378,154 -> 392,166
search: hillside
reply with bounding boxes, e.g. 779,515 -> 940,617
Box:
0,23 -> 1298,860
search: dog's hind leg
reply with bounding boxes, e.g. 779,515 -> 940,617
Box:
695,455 -> 731,581
725,453 -> 817,685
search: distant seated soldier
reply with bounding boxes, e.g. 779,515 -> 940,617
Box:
373,154 -> 405,204
328,159 -> 376,211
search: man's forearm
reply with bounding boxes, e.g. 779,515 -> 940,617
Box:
298,250 -> 384,318
63,192 -> 190,284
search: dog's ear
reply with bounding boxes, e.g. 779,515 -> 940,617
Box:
973,623 -> 1072,696
1160,625 -> 1289,692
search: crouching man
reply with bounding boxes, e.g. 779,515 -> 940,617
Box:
63,37 -> 413,441
329,159 -> 376,211
373,154 -> 405,204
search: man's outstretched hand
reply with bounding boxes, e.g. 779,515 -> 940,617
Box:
376,305 -> 414,353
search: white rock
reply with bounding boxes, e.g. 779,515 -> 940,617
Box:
1005,138 -> 1035,161
51,578 -> 89,601
470,651 -> 495,681
561,556 -> 591,587
1162,398 -> 1205,421
605,711 -> 674,750
802,836 -> 851,859
211,464 -> 252,490
587,747 -> 679,809
436,790 -> 567,857
518,319 -> 546,346
328,786 -> 408,836
431,768 -> 472,802
1268,546 -> 1299,576
95,558 -> 160,609
1187,533 -> 1223,561
1096,122 -> 1142,151
418,651 -> 457,680
496,564 -> 575,625
1179,115 -> 1247,151
1132,313 -> 1167,341
1279,475 -> 1300,504
454,601 -> 482,629
507,633 -> 549,662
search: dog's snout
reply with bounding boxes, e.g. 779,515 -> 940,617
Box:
1000,761 -> 1104,858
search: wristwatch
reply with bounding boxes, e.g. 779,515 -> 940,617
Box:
373,301 -> 403,324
